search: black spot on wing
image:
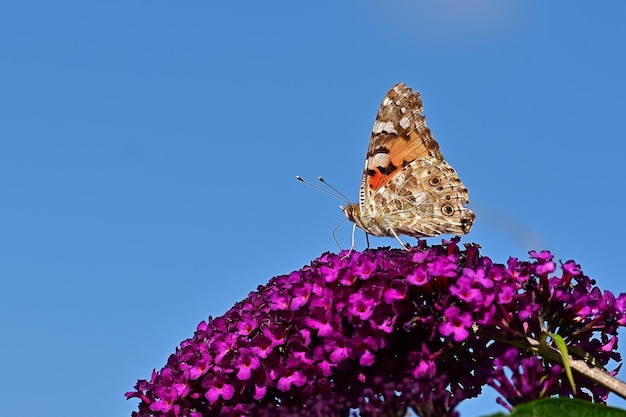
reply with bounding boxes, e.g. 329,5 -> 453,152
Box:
377,163 -> 397,175
367,146 -> 390,158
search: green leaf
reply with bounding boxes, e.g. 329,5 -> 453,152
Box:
510,398 -> 626,417
545,332 -> 576,394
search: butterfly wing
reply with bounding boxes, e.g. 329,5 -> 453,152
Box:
357,83 -> 474,237
360,83 -> 442,211
371,157 -> 475,237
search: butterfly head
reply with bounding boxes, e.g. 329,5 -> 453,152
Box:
340,203 -> 358,223
341,203 -> 373,234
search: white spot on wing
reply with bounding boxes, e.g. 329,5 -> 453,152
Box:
372,120 -> 396,134
399,117 -> 410,129
370,153 -> 389,167
382,97 -> 392,106
413,191 -> 427,205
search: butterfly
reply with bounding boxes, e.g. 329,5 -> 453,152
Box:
341,83 -> 475,247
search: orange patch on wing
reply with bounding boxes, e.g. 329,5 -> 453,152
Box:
367,134 -> 431,191
367,170 -> 388,190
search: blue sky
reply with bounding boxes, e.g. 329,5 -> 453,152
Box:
2,2 -> 625,416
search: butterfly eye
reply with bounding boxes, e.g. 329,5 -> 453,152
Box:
441,204 -> 455,216
429,177 -> 441,186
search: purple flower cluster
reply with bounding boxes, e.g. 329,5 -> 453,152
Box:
126,239 -> 626,416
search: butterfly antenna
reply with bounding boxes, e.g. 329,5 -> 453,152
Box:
295,176 -> 351,204
317,177 -> 352,204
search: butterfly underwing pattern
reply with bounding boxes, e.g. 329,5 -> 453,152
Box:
342,83 -> 475,246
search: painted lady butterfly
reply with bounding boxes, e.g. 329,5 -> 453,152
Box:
341,83 -> 475,247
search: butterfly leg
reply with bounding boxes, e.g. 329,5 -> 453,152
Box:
390,229 -> 408,250
365,233 -> 370,249
349,223 -> 356,252
340,223 -> 357,260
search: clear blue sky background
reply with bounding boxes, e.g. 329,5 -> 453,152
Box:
2,2 -> 625,416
